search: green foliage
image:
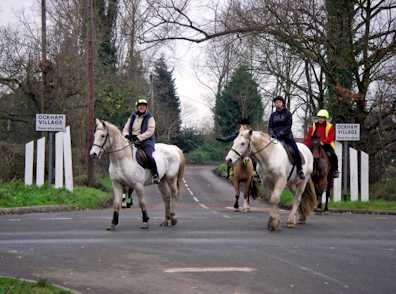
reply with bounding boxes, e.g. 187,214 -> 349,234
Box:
153,56 -> 182,140
0,181 -> 111,209
186,138 -> 230,164
214,65 -> 263,136
0,276 -> 71,294
169,127 -> 204,153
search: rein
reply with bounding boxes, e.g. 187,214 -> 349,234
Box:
250,138 -> 276,155
94,129 -> 135,155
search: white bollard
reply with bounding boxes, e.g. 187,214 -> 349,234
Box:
24,141 -> 34,185
361,151 -> 369,202
349,147 -> 358,201
36,137 -> 46,187
63,126 -> 73,192
333,142 -> 342,202
55,132 -> 64,188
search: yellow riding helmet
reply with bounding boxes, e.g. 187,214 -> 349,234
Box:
316,109 -> 329,119
135,98 -> 148,108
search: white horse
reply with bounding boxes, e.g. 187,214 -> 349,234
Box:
90,119 -> 185,230
226,129 -> 316,231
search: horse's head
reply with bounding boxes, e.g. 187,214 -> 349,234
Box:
90,119 -> 110,159
309,133 -> 322,159
225,129 -> 252,166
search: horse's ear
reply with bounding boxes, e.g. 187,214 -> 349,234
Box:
96,118 -> 102,126
102,121 -> 106,128
248,129 -> 253,136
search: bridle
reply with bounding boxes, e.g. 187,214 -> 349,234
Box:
231,136 -> 276,160
93,127 -> 134,155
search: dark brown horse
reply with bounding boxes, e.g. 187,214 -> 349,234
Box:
229,157 -> 254,212
309,134 -> 333,212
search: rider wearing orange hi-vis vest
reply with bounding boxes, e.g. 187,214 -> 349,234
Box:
304,109 -> 339,178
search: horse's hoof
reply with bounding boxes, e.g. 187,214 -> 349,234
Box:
160,220 -> 169,227
234,208 -> 240,212
140,222 -> 149,229
171,218 -> 178,226
267,216 -> 281,231
287,222 -> 296,228
106,224 -> 116,231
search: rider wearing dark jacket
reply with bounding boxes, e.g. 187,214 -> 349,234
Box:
268,96 -> 305,180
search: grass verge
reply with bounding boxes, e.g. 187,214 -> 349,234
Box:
0,277 -> 72,294
0,179 -> 112,209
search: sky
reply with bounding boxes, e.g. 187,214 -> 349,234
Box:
0,0 -> 213,129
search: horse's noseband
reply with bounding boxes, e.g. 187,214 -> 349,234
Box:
93,131 -> 109,152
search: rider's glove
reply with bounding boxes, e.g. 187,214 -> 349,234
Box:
124,134 -> 133,141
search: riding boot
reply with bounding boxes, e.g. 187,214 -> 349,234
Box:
150,159 -> 160,184
226,164 -> 231,179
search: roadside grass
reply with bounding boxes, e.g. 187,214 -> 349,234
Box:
216,163 -> 396,212
0,277 -> 72,294
0,179 -> 112,209
279,191 -> 396,212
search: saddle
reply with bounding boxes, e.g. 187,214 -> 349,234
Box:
130,147 -> 150,169
280,142 -> 305,165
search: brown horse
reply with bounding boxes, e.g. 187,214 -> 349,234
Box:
229,157 -> 254,212
309,134 -> 333,212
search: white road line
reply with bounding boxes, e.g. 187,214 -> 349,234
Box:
38,217 -> 73,221
184,178 -> 231,219
164,267 -> 256,273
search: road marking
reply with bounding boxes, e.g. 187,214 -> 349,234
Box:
38,217 -> 73,221
192,196 -> 199,202
7,219 -> 21,222
164,267 -> 256,273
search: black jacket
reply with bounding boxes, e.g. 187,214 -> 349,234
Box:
268,107 -> 294,140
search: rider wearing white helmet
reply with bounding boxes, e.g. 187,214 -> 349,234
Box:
122,98 -> 160,184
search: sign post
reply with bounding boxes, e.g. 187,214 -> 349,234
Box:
36,114 -> 66,184
335,123 -> 360,199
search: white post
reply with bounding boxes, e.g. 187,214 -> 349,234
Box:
24,141 -> 34,185
36,137 -> 46,187
55,131 -> 64,188
63,126 -> 73,192
349,147 -> 358,201
361,151 -> 369,202
333,141 -> 342,202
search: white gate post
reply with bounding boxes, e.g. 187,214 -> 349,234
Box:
63,126 -> 73,192
36,137 -> 46,187
349,147 -> 358,201
333,142 -> 342,202
55,132 -> 64,188
24,141 -> 34,185
361,151 -> 369,202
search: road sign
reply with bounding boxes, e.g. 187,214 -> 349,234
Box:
36,114 -> 66,132
335,123 -> 360,141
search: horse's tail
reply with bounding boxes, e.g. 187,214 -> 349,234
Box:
299,178 -> 317,217
176,148 -> 186,200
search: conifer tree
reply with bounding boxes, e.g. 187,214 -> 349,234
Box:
152,57 -> 182,140
215,65 -> 263,136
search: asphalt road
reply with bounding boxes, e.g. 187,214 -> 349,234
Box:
0,165 -> 395,294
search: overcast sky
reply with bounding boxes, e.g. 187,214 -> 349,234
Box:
0,0 -> 213,129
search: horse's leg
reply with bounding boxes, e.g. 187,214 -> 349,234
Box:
233,180 -> 240,212
242,178 -> 252,212
167,177 -> 179,226
268,179 -> 286,231
287,181 -> 305,228
158,181 -> 171,226
107,181 -> 123,231
134,183 -> 150,229
324,185 -> 331,213
127,187 -> 133,208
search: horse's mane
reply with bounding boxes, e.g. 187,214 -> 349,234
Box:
102,120 -> 122,136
